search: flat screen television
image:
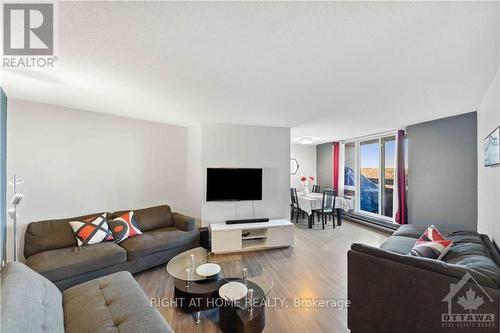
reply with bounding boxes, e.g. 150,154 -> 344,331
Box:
206,168 -> 262,201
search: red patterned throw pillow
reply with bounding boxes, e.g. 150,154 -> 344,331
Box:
69,213 -> 114,246
409,239 -> 453,260
409,225 -> 453,260
415,225 -> 447,244
109,211 -> 142,243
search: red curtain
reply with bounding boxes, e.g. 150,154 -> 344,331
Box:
332,142 -> 339,193
395,130 -> 407,225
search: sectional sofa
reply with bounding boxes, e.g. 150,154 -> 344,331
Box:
1,261 -> 173,333
23,204 -> 199,290
348,224 -> 500,333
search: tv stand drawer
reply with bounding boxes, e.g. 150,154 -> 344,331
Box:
211,229 -> 241,253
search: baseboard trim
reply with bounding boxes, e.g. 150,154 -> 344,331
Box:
344,214 -> 397,234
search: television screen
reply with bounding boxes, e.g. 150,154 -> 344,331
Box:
206,168 -> 262,201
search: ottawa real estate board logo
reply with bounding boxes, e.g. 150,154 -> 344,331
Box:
2,2 -> 57,68
441,272 -> 496,330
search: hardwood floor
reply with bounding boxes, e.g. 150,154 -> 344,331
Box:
134,218 -> 389,333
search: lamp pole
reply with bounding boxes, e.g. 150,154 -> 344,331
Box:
13,175 -> 16,261
8,174 -> 24,262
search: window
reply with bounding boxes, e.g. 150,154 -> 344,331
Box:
343,132 -> 403,222
344,142 -> 356,196
360,139 -> 379,214
381,136 -> 395,218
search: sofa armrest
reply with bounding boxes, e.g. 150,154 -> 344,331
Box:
172,212 -> 197,231
348,244 -> 500,333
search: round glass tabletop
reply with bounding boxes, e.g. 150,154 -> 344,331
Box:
166,247 -> 273,309
166,247 -> 214,282
221,275 -> 273,310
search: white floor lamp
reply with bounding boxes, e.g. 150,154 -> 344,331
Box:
8,175 -> 24,262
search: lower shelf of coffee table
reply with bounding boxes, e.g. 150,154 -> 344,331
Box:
172,278 -> 266,333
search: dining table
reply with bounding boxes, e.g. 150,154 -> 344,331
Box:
296,192 -> 354,229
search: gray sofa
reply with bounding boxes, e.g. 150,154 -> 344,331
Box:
24,205 -> 199,290
1,261 -> 173,333
348,224 -> 500,333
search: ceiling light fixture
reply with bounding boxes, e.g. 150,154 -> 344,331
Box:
299,137 -> 313,145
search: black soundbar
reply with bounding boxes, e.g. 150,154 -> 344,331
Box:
225,218 -> 270,225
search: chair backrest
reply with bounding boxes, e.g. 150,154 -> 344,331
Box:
312,185 -> 320,193
321,190 -> 336,212
290,188 -> 299,207
322,185 -> 333,192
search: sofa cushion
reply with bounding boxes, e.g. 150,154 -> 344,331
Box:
63,271 -> 173,333
112,205 -> 173,232
120,227 -> 200,261
351,243 -> 499,288
444,231 -> 500,287
1,262 -> 64,333
24,212 -> 109,258
384,227 -> 500,287
392,224 -> 453,239
26,241 -> 127,282
379,235 -> 418,255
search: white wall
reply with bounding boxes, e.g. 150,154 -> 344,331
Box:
290,144 -> 316,189
186,124 -> 203,221
477,67 -> 500,244
7,100 -> 189,260
200,123 -> 290,226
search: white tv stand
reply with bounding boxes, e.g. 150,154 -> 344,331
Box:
209,219 -> 294,254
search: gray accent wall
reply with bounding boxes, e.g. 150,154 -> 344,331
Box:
477,65 -> 500,244
407,112 -> 478,231
316,142 -> 333,187
1,89 -> 6,266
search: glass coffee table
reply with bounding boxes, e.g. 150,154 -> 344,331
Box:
166,247 -> 272,332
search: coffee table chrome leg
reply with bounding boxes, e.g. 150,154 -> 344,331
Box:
194,311 -> 201,324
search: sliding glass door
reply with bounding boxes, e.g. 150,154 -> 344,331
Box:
359,139 -> 379,214
345,133 -> 398,222
344,142 -> 356,197
381,136 -> 395,218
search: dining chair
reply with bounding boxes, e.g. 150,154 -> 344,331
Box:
290,188 -> 306,223
322,185 -> 333,192
319,186 -> 334,221
311,190 -> 336,230
311,185 -> 320,193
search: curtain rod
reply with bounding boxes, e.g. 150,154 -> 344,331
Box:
339,128 -> 406,143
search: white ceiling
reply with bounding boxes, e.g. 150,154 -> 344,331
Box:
2,1 -> 499,144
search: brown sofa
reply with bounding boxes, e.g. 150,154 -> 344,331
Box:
24,205 -> 199,290
1,261 -> 173,333
348,224 -> 500,333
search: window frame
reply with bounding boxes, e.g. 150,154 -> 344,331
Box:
343,131 -> 398,223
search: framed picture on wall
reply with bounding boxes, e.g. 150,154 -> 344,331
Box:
484,126 -> 499,167
290,158 -> 299,175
